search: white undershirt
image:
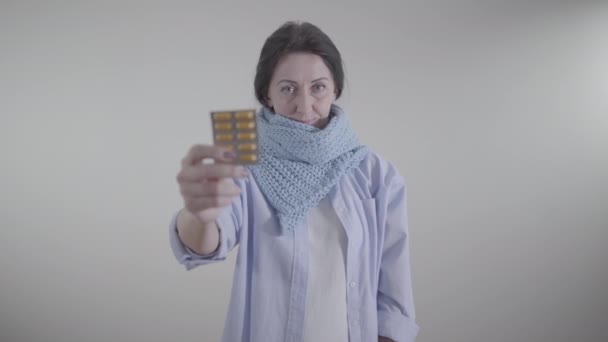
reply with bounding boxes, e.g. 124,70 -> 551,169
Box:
302,197 -> 349,342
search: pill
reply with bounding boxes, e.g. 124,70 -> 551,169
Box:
239,154 -> 258,162
236,121 -> 256,130
215,133 -> 234,141
213,112 -> 233,120
217,144 -> 235,150
237,132 -> 256,140
235,111 -> 254,120
214,122 -> 233,130
237,143 -> 257,151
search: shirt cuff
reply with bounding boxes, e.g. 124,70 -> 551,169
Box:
377,309 -> 420,342
168,209 -> 230,270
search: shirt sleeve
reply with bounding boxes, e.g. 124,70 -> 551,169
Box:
168,178 -> 247,271
376,170 -> 420,341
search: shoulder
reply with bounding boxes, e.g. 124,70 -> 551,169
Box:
353,147 -> 406,197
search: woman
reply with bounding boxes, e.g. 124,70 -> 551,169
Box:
170,21 -> 419,342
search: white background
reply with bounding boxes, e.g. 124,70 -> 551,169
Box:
1,1 -> 607,341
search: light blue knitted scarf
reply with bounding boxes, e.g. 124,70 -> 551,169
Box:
249,104 -> 368,234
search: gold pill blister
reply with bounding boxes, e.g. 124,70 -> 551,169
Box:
210,109 -> 259,165
214,122 -> 233,130
213,112 -> 233,121
239,154 -> 258,162
235,111 -> 254,120
237,132 -> 256,140
215,133 -> 234,141
237,143 -> 257,151
236,122 -> 255,130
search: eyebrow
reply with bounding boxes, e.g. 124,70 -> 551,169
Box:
276,77 -> 329,85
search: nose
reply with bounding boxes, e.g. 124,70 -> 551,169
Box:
294,92 -> 313,116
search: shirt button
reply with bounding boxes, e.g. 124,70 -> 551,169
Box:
349,281 -> 357,288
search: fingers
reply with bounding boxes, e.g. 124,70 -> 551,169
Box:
184,196 -> 235,213
180,179 -> 241,214
176,144 -> 247,216
177,163 -> 249,183
193,207 -> 222,224
181,144 -> 236,167
180,178 -> 242,197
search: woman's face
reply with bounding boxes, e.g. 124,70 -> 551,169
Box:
267,52 -> 337,129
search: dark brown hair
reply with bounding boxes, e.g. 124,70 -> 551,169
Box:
254,21 -> 345,107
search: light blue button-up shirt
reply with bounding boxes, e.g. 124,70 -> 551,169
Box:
169,150 -> 420,342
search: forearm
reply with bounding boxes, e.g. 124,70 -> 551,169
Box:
176,209 -> 220,255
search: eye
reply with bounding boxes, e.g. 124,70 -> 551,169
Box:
280,85 -> 296,95
312,83 -> 326,93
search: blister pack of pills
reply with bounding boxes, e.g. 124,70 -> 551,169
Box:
210,109 -> 259,164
